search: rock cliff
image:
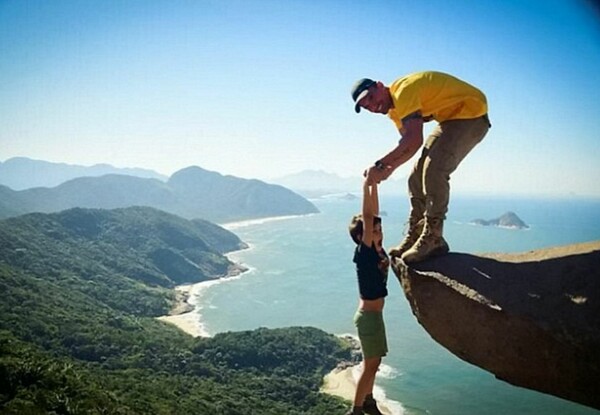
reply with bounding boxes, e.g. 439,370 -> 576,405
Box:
391,240 -> 600,410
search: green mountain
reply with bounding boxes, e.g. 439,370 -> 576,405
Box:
0,166 -> 319,223
0,207 -> 351,414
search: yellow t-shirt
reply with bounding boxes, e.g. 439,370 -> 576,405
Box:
387,71 -> 488,130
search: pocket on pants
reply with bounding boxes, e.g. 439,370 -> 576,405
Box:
425,146 -> 459,176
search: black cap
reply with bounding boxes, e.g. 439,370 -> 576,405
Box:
351,78 -> 375,113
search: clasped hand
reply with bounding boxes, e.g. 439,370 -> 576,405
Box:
363,165 -> 389,185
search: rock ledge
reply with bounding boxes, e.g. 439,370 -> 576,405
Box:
392,240 -> 600,410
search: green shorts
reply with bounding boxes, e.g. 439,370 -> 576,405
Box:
353,309 -> 388,358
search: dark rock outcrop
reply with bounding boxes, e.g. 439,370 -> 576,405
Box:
392,241 -> 600,410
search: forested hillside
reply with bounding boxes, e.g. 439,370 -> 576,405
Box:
0,208 -> 351,413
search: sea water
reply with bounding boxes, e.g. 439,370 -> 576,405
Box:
198,195 -> 600,415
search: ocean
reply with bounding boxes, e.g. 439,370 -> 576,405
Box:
196,194 -> 600,415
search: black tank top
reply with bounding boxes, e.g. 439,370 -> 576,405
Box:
353,242 -> 389,300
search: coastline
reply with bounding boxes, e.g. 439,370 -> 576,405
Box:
156,212 -> 284,336
156,262 -> 249,337
157,213 -> 404,414
321,365 -> 403,415
156,281 -> 211,337
219,213 -> 315,230
157,214 -> 406,414
320,336 -> 404,415
158,280 -> 405,414
321,365 -> 358,403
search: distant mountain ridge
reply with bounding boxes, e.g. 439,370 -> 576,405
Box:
0,165 -> 319,223
272,170 -> 362,198
0,157 -> 167,190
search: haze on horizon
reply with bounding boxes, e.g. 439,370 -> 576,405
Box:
1,0 -> 599,197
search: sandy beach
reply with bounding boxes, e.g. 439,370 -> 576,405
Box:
155,220 -> 402,414
156,282 -> 211,337
156,242 -> 251,336
156,271 -> 403,414
321,365 -> 400,415
321,366 -> 358,401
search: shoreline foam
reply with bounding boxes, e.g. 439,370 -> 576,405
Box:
158,215 -> 406,414
156,260 -> 252,337
220,213 -> 314,230
321,364 -> 405,415
156,280 -> 215,337
320,335 -> 405,415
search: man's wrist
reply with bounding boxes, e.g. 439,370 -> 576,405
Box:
374,160 -> 387,171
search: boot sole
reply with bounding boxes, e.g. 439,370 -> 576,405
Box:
388,241 -> 418,258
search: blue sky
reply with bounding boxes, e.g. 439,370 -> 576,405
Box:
1,0 -> 599,196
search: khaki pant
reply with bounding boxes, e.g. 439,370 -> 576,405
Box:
408,114 -> 490,220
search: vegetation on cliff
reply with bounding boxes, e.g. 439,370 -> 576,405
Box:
0,207 -> 351,414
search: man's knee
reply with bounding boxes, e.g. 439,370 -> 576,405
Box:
423,153 -> 453,180
407,168 -> 422,191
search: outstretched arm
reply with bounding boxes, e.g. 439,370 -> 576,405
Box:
361,180 -> 379,247
371,180 -> 379,216
366,115 -> 424,183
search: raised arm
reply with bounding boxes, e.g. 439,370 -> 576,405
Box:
361,180 -> 379,247
371,180 -> 379,216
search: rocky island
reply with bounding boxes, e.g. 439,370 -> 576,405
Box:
470,211 -> 529,229
340,193 -> 359,201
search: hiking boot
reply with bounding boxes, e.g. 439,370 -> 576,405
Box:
388,218 -> 424,258
401,217 -> 449,264
363,395 -> 384,415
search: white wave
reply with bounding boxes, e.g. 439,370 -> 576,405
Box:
351,364 -> 406,415
373,390 -> 406,415
458,220 -> 532,231
165,239 -> 260,338
220,214 -> 314,230
177,266 -> 255,337
349,362 -> 401,381
226,242 -> 255,256
377,363 -> 401,380
337,332 -> 360,341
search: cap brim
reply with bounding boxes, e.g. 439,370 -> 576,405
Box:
354,89 -> 370,113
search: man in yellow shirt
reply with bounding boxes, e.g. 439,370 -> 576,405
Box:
351,71 -> 490,263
